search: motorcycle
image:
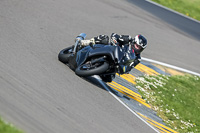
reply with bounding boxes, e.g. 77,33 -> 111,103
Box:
58,33 -> 136,82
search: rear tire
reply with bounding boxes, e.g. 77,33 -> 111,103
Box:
75,62 -> 109,77
58,46 -> 73,63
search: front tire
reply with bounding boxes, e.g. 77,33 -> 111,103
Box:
75,62 -> 109,77
58,46 -> 73,63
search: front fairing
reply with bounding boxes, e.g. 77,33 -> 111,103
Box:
76,46 -> 91,67
67,46 -> 90,70
118,45 -> 136,74
88,44 -> 116,60
71,44 -> 113,69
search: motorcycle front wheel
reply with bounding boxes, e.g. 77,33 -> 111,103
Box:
58,46 -> 73,63
75,62 -> 109,77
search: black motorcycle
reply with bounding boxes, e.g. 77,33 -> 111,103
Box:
58,33 -> 136,82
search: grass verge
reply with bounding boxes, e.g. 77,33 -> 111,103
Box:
151,0 -> 200,21
0,117 -> 23,133
135,74 -> 200,133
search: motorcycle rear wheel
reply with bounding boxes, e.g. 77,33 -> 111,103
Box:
75,62 -> 109,77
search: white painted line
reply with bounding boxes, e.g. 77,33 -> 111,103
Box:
145,0 -> 200,24
142,57 -> 200,76
93,75 -> 160,133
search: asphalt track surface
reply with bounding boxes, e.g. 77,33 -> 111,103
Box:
0,0 -> 200,133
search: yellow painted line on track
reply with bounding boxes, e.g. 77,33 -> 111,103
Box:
108,81 -> 151,108
110,85 -> 145,103
109,84 -> 151,108
152,64 -> 185,76
109,81 -> 142,99
137,113 -> 178,133
158,128 -> 165,133
135,63 -> 159,75
147,120 -> 171,133
108,85 -> 144,103
116,73 -> 136,85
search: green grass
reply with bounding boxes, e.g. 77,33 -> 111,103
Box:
0,117 -> 23,133
135,74 -> 200,133
152,0 -> 200,21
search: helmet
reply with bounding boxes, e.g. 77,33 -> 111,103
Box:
132,35 -> 147,54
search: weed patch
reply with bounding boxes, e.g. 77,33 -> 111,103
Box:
136,74 -> 200,132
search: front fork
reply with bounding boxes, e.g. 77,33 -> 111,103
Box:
73,33 -> 87,53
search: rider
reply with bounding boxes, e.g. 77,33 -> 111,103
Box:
80,33 -> 147,73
